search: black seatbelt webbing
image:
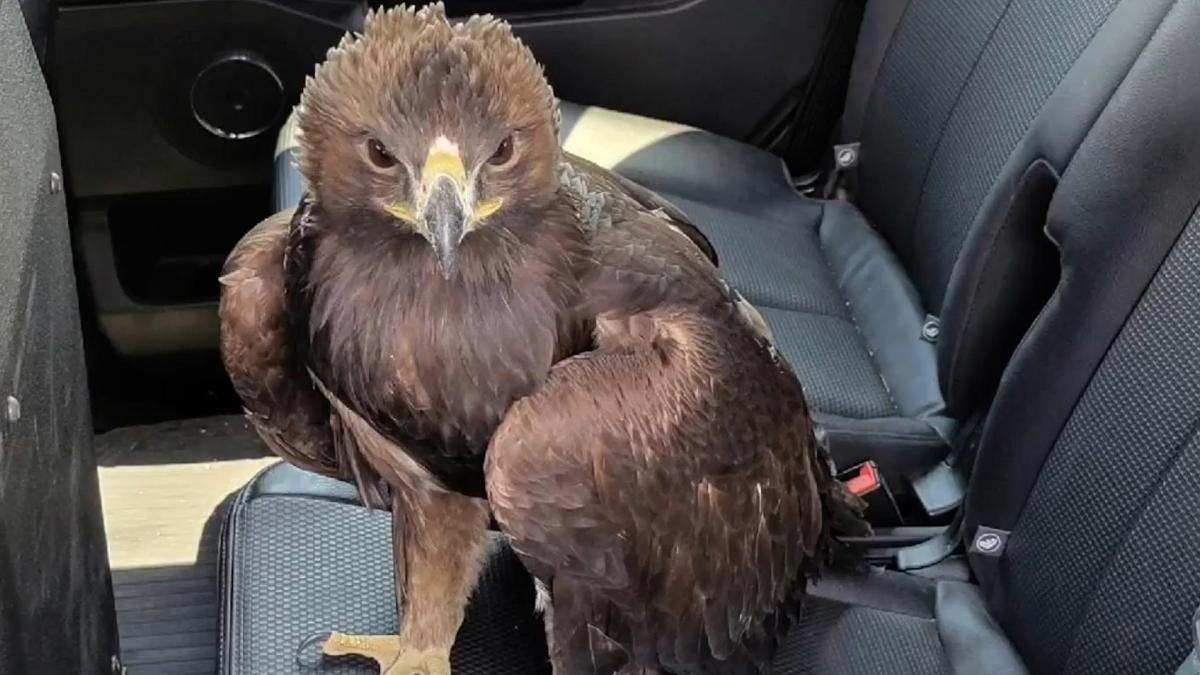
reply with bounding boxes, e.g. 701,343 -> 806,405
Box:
839,0 -> 915,145
781,0 -> 867,173
823,0 -> 913,199
893,410 -> 986,570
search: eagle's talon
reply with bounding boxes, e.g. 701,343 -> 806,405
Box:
320,632 -> 451,675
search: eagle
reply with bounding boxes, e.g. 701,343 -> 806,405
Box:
218,4 -> 867,675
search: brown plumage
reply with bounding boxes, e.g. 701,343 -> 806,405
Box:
219,4 -> 865,674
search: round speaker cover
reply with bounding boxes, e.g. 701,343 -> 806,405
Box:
190,50 -> 284,140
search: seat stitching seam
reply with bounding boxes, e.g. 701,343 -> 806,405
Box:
814,206 -> 899,416
909,0 -> 1126,302
901,0 -> 1019,264
749,298 -> 848,319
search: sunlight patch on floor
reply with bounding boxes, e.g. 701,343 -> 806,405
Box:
95,415 -> 275,673
100,458 -> 276,569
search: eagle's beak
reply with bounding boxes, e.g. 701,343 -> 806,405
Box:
417,151 -> 470,276
411,148 -> 505,277
421,174 -> 468,275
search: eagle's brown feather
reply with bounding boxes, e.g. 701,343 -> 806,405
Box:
218,210 -> 343,480
486,166 -> 867,674
219,4 -> 864,673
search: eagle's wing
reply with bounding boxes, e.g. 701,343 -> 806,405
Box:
486,187 -> 866,673
218,209 -> 343,478
564,152 -> 718,265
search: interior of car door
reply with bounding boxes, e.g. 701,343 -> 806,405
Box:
49,0 -> 856,427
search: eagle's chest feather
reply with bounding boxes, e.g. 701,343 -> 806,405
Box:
305,231 -> 583,457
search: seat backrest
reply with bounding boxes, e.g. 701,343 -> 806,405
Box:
0,0 -> 118,671
844,0 -> 1179,417
960,2 -> 1200,672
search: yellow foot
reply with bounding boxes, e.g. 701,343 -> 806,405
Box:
321,632 -> 451,675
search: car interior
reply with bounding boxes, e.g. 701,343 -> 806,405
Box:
4,0 -> 1200,673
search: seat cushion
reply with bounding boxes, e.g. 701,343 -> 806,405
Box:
219,463 -> 551,674
271,102 -> 954,479
785,568 -> 1027,675
221,463 -> 1026,675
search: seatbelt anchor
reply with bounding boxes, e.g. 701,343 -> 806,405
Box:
833,142 -> 861,169
823,142 -> 862,199
968,526 -> 1010,557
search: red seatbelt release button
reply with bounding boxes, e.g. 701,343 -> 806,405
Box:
845,461 -> 882,497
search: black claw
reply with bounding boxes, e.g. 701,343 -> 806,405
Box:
295,631 -> 334,668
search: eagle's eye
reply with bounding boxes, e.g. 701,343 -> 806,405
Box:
487,135 -> 515,168
366,139 -> 397,169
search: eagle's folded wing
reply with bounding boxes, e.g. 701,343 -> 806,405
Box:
487,200 -> 865,673
218,209 -> 344,479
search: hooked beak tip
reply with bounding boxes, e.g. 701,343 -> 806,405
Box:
421,175 -> 468,275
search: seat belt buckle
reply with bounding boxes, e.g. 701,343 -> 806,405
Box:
838,460 -> 904,525
844,460 -> 881,496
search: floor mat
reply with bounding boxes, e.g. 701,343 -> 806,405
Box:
97,415 -> 275,675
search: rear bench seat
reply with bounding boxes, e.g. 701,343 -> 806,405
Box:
226,2 -> 1200,673
273,0 -> 1174,492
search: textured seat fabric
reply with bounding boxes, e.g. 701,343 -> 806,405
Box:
220,463 -> 1025,675
959,2 -> 1200,671
219,462 -> 552,675
782,568 -> 1025,675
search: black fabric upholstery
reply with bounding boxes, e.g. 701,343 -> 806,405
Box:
220,463 -> 551,675
222,464 -> 1026,675
1006,218 -> 1200,674
857,0 -> 1118,309
838,0 -> 913,146
780,569 -> 1027,675
966,0 -> 1200,544
780,599 -> 950,675
934,0 -> 1179,416
958,2 -> 1200,672
833,0 -> 1176,418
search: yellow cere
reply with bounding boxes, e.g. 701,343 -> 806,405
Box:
383,201 -> 418,225
421,151 -> 467,190
473,198 -> 504,221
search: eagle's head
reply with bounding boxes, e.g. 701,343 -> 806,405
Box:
295,3 -> 560,273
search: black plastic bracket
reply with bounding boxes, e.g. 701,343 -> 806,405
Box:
911,459 -> 967,517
